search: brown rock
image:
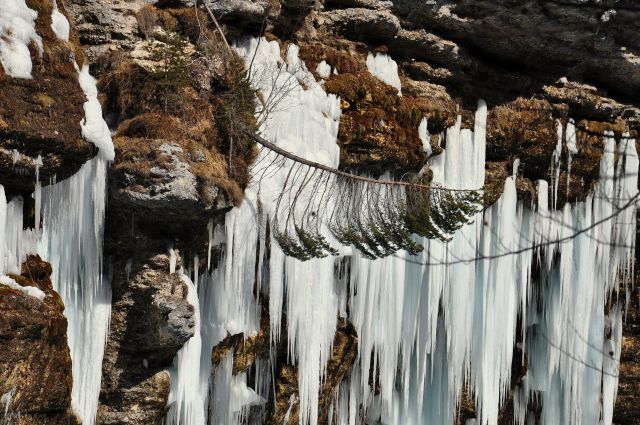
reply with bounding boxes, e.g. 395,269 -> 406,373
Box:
325,72 -> 449,176
614,287 -> 640,425
0,256 -> 78,424
0,0 -> 95,196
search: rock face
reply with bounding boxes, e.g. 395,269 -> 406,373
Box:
97,253 -> 195,425
1,0 -> 639,424
0,256 -> 78,425
64,0 -> 155,63
266,321 -> 358,425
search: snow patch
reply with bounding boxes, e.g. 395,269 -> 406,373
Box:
316,60 -> 331,79
601,9 -> 616,22
0,274 -> 45,301
51,0 -> 70,41
0,0 -> 43,78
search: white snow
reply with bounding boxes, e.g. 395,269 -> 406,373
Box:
51,0 -> 70,41
366,52 -> 402,95
77,65 -> 115,160
0,0 -> 43,78
601,9 -> 617,22
0,274 -> 45,301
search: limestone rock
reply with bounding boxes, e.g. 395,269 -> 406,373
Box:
316,8 -> 401,42
65,0 -> 155,62
97,253 -> 195,425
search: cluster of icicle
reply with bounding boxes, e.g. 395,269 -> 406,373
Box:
164,37 -> 639,425
0,2 -> 113,422
0,156 -> 111,425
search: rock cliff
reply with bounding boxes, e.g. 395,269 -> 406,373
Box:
1,0 -> 639,424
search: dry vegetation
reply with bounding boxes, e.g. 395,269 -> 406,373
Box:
99,5 -> 258,203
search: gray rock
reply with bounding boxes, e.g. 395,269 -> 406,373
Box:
97,252 -> 195,425
317,8 -> 400,42
202,0 -> 278,24
65,0 -> 155,62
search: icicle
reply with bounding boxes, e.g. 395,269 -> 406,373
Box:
566,119 -> 578,196
1,387 -> 15,418
165,35 -> 638,425
207,218 -> 214,271
38,156 -> 111,425
166,273 -> 205,425
0,186 -> 6,276
551,120 -> 563,209
34,155 -> 42,231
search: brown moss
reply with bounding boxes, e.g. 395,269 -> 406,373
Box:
324,71 -> 430,175
0,256 -> 73,419
164,7 -> 216,45
117,113 -> 186,141
487,98 -> 558,181
297,40 -> 366,76
0,0 -> 93,194
211,307 -> 270,374
484,161 -> 508,207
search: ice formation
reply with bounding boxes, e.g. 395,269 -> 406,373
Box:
316,60 -> 332,79
40,156 -> 112,425
0,32 -> 114,416
0,0 -> 43,78
77,65 -> 116,160
366,52 -> 402,95
418,117 -> 432,155
163,36 -> 638,425
0,156 -> 112,425
167,271 -> 206,425
0,24 -> 628,425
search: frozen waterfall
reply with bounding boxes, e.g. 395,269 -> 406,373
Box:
165,37 -> 637,425
0,155 -> 112,425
